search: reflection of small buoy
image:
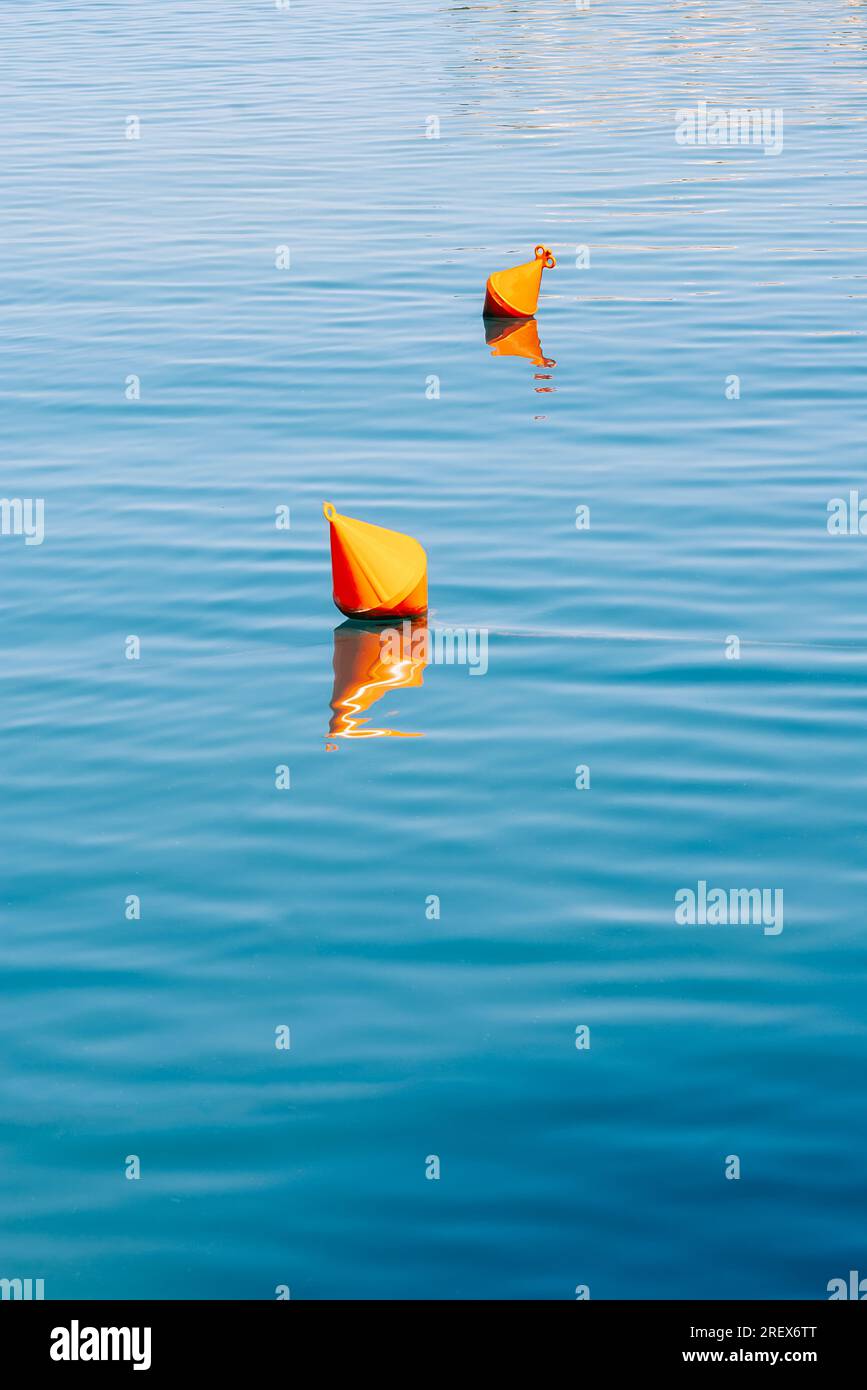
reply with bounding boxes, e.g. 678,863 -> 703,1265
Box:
323,502 -> 427,619
484,245 -> 556,319
329,618 -> 426,739
484,315 -> 556,368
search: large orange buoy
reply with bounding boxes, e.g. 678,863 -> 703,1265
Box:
323,502 -> 428,619
484,314 -> 556,368
483,245 -> 556,318
329,618 -> 426,738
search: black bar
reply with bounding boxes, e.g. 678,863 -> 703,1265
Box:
1,1299 -> 863,1375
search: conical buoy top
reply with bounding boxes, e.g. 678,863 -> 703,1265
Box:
323,502 -> 428,620
484,245 -> 556,319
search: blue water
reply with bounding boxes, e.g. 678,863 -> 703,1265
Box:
2,0 -> 867,1300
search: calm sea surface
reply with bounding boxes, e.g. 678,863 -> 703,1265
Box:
2,0 -> 867,1299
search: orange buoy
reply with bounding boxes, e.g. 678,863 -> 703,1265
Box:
329,618 -> 426,738
483,245 -> 556,319
323,502 -> 428,619
484,314 -> 556,368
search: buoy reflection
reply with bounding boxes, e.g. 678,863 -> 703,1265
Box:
328,618 -> 427,739
484,314 -> 556,369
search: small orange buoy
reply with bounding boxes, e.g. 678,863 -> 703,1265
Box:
323,502 -> 428,619
484,315 -> 556,368
483,245 -> 556,319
